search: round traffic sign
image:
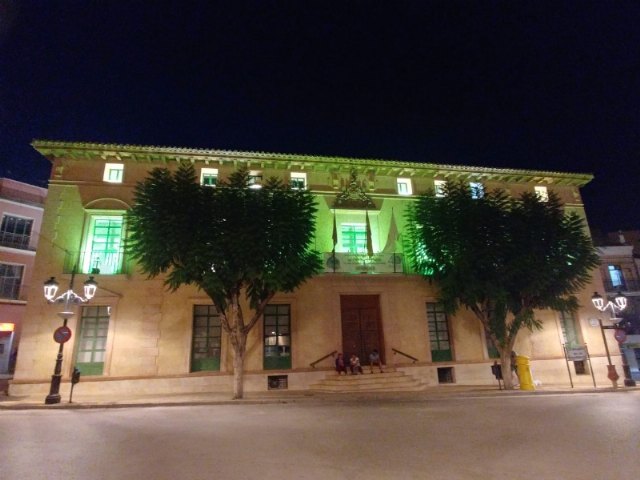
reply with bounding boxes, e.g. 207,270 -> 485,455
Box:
53,326 -> 72,344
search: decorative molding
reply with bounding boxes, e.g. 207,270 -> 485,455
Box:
332,171 -> 377,210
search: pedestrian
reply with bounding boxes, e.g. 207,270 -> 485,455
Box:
349,353 -> 363,374
335,353 -> 348,375
369,349 -> 384,373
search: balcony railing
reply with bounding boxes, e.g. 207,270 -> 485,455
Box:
0,232 -> 32,250
0,280 -> 31,301
63,249 -> 128,275
603,278 -> 640,293
323,252 -> 405,274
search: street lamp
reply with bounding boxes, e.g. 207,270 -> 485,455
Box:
43,272 -> 97,404
591,291 -> 636,388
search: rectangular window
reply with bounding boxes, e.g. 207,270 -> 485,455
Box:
397,178 -> 413,196
0,215 -> 33,249
534,185 -> 549,202
200,168 -> 218,187
75,305 -> 110,375
434,180 -> 447,197
0,263 -> 23,299
290,172 -> 307,190
485,330 -> 499,359
103,163 -> 124,183
264,304 -> 291,370
608,265 -> 625,288
470,182 -> 484,199
191,305 -> 222,372
82,215 -> 124,275
559,310 -> 580,348
341,223 -> 367,254
249,171 -> 263,189
426,302 -> 452,361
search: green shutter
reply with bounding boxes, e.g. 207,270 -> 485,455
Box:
75,306 -> 110,375
264,304 -> 291,370
191,305 -> 222,372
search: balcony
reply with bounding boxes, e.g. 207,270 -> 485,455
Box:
0,232 -> 32,250
603,278 -> 640,293
323,252 -> 405,274
63,249 -> 128,275
0,279 -> 30,301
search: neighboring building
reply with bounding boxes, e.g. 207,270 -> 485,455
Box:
10,141 -> 614,396
0,178 -> 47,374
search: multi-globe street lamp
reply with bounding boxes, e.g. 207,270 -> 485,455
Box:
591,291 -> 636,388
43,272 -> 97,404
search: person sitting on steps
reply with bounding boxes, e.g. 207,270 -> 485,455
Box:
335,353 -> 348,375
349,353 -> 363,374
369,349 -> 384,373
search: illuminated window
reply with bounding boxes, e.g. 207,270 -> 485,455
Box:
534,186 -> 549,202
434,180 -> 447,198
249,171 -> 263,189
82,215 -> 124,275
0,263 -> 23,299
75,305 -> 110,375
426,302 -> 452,361
103,163 -> 124,183
290,172 -> 307,190
558,310 -> 581,348
264,304 -> 291,370
341,223 -> 367,254
200,168 -> 218,187
191,305 -> 222,372
397,178 -> 413,195
608,265 -> 625,288
470,182 -> 484,199
0,215 -> 33,249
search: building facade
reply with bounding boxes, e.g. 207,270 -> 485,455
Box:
10,141 -> 616,396
0,178 -> 47,375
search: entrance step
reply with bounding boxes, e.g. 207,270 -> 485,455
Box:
309,368 -> 426,393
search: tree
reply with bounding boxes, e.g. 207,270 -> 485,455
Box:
405,182 -> 599,388
126,164 -> 323,398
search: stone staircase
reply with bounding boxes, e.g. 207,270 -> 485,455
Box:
309,368 -> 426,393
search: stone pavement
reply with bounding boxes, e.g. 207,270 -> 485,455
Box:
1,383 -> 635,410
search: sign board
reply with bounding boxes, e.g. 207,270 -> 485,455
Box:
566,347 -> 588,362
53,326 -> 72,344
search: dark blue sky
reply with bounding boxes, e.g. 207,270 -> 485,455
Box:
1,1 -> 639,232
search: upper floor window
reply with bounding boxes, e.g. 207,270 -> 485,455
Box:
534,185 -> 549,202
103,163 -> 124,183
341,223 -> 367,254
0,215 -> 33,249
82,215 -> 125,275
290,172 -> 307,190
608,265 -> 625,288
200,168 -> 218,187
249,171 -> 263,189
434,180 -> 447,198
0,263 -> 23,300
397,178 -> 413,196
470,182 -> 484,199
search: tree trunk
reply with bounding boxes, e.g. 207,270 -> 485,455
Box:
230,327 -> 247,399
500,337 -> 518,390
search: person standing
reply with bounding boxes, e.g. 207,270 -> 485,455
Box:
369,349 -> 384,373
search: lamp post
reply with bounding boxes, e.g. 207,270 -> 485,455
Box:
591,291 -> 636,388
43,272 -> 97,404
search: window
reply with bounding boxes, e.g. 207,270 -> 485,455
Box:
534,185 -> 549,202
75,305 -> 110,375
0,215 -> 33,249
485,330 -> 499,359
290,172 -> 307,190
264,304 -> 291,369
341,223 -> 367,254
608,265 -> 625,288
397,178 -> 413,196
426,302 -> 452,361
103,163 -> 124,183
559,310 -> 581,348
0,263 -> 23,299
470,182 -> 484,199
249,170 -> 263,189
82,215 -> 124,275
200,168 -> 218,187
434,180 -> 447,197
191,305 -> 222,372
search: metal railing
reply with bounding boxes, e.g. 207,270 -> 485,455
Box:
392,348 -> 419,363
323,252 -> 405,274
310,350 -> 337,368
63,249 -> 128,275
603,278 -> 640,293
0,281 -> 30,301
0,232 -> 32,250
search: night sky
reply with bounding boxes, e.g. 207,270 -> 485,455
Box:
1,1 -> 639,232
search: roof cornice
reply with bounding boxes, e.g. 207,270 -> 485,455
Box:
31,139 -> 594,187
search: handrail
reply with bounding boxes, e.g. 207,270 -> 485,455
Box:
392,348 -> 418,363
310,350 -> 338,368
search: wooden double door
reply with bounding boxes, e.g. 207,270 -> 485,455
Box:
340,295 -> 384,365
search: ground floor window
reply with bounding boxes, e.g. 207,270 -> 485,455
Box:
264,304 -> 291,370
191,305 -> 222,372
485,330 -> 500,359
426,302 -> 452,361
559,310 -> 581,348
75,306 -> 110,375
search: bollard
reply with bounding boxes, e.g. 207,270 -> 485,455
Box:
515,355 -> 535,391
69,367 -> 81,403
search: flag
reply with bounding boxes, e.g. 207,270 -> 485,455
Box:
331,212 -> 338,253
365,210 -> 374,257
382,208 -> 399,253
